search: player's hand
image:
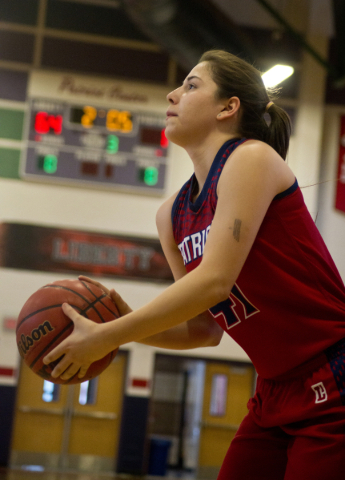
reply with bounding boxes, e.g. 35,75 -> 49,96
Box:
42,303 -> 114,381
78,275 -> 133,317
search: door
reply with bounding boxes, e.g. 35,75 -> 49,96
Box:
11,352 -> 127,472
198,361 -> 255,478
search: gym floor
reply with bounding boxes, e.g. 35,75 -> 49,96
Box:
0,470 -> 147,480
0,470 -> 117,480
0,469 -> 196,480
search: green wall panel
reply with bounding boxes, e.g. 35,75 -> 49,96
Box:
0,109 -> 24,140
0,148 -> 21,179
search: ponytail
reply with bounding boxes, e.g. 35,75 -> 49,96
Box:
264,102 -> 291,160
199,50 -> 292,160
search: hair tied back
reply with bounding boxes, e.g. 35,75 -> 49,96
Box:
265,101 -> 274,112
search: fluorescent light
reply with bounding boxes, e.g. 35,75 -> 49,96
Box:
261,65 -> 294,88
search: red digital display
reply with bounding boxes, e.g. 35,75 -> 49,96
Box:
26,97 -> 168,194
34,111 -> 63,135
160,129 -> 169,148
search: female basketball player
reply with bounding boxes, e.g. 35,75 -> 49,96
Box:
44,50 -> 345,479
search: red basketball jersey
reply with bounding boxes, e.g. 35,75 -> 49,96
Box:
172,138 -> 345,378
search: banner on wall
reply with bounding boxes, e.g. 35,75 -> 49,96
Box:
0,222 -> 173,282
335,115 -> 345,214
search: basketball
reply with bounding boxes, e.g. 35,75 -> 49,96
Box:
16,278 -> 120,384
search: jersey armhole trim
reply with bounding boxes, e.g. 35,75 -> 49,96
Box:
171,177 -> 193,232
273,178 -> 298,201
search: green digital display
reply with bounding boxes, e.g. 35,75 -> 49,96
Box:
25,93 -> 169,195
139,166 -> 159,186
38,154 -> 58,174
107,135 -> 119,154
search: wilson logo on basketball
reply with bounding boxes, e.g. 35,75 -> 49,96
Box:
18,321 -> 55,356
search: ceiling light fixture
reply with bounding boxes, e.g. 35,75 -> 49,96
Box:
261,65 -> 294,88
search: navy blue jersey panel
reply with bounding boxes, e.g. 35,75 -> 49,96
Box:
325,337 -> 345,406
189,137 -> 243,213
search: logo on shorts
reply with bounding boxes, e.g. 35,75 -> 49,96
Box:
311,382 -> 328,403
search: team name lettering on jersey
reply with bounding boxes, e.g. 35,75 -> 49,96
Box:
177,222 -> 260,330
178,224 -> 211,265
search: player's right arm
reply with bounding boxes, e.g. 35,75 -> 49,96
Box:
79,193 -> 223,349
136,193 -> 224,349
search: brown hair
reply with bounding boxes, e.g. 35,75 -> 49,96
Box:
199,50 -> 291,160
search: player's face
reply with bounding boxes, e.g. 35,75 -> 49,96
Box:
165,62 -> 225,147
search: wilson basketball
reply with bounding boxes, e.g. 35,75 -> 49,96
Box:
16,278 -> 119,384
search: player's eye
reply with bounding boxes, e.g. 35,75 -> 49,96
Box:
187,83 -> 196,90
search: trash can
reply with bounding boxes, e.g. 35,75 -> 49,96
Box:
148,438 -> 172,476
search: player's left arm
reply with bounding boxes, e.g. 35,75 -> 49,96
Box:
44,141 -> 295,379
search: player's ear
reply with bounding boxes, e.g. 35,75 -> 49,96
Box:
217,97 -> 240,120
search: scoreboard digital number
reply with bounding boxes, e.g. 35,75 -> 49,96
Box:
22,98 -> 169,194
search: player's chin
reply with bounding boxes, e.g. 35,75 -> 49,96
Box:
164,124 -> 174,141
164,126 -> 186,147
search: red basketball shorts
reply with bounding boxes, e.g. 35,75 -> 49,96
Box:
217,338 -> 345,480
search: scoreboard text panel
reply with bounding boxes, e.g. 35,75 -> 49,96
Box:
23,98 -> 169,194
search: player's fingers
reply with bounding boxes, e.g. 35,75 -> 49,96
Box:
110,289 -> 133,316
62,303 -> 83,323
78,276 -> 110,296
50,355 -> 72,378
43,305 -> 76,365
60,364 -> 83,381
78,364 -> 90,379
43,339 -> 68,365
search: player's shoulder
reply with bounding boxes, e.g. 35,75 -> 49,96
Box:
232,139 -> 283,165
225,139 -> 291,176
219,139 -> 295,196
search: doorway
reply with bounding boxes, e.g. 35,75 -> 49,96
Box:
10,352 -> 128,473
198,361 -> 254,478
148,354 -> 255,479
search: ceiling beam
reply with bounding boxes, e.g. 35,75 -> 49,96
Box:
256,0 -> 340,82
120,0 -> 254,71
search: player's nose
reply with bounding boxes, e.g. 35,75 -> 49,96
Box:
167,87 -> 180,104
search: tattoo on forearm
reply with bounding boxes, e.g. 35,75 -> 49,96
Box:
231,219 -> 242,242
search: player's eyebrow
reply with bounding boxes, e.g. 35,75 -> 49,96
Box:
182,75 -> 202,86
186,75 -> 202,82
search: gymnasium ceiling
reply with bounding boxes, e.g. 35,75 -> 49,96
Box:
119,0 -> 343,82
62,0 -> 344,94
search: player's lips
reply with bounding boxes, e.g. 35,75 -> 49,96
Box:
166,110 -> 177,118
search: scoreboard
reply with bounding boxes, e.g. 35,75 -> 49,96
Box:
21,71 -> 171,195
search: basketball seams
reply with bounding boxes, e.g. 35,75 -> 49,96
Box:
80,280 -> 119,317
41,283 -> 118,323
81,295 -> 118,323
27,303 -> 83,369
41,284 -> 95,307
17,279 -> 119,384
29,321 -> 73,369
80,280 -> 99,299
17,304 -> 65,329
97,297 -> 119,317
